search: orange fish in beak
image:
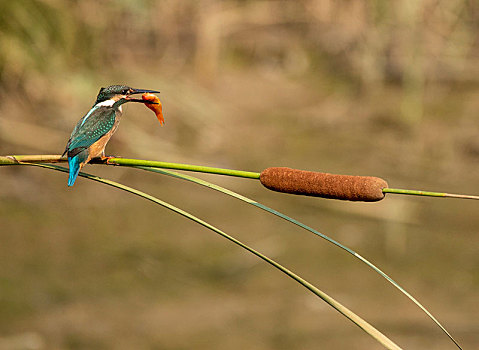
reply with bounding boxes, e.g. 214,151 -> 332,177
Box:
142,92 -> 164,125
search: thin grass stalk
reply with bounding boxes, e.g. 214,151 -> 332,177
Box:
131,165 -> 463,350
12,162 -> 402,350
383,188 -> 479,200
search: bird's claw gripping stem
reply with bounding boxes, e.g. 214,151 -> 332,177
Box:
89,156 -> 119,165
102,156 -> 118,165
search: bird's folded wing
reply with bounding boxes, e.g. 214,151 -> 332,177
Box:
66,107 -> 116,154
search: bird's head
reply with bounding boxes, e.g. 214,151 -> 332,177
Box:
95,85 -> 160,105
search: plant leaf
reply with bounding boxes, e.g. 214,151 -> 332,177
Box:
17,162 -> 402,350
131,165 -> 462,350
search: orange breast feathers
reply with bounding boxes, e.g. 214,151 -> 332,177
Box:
142,93 -> 164,125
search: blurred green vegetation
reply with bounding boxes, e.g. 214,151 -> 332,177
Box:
0,1 -> 478,349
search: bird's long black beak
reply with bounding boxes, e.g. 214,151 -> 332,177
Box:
129,88 -> 161,95
127,98 -> 158,104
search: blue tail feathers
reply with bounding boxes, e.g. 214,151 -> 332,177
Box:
68,154 -> 86,186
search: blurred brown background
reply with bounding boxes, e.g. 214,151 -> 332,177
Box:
1,1 -> 478,349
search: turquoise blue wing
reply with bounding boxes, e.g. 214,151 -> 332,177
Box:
64,106 -> 116,156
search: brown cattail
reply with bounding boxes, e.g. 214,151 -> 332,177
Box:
260,167 -> 388,202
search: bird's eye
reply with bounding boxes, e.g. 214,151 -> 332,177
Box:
122,89 -> 129,95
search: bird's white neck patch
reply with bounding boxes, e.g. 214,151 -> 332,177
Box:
96,99 -> 116,107
96,98 -> 122,112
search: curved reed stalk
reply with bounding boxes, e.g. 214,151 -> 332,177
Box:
13,162 -> 401,350
131,165 -> 462,350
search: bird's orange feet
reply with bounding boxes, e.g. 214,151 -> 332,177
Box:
101,155 -> 119,165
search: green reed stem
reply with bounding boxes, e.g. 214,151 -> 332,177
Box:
106,157 -> 261,179
1,155 -> 476,202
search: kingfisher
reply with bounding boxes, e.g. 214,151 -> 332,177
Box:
63,84 -> 160,186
